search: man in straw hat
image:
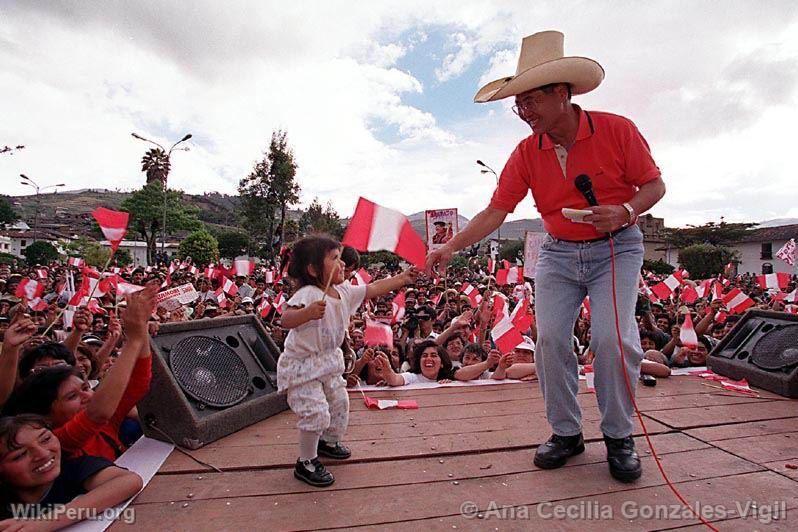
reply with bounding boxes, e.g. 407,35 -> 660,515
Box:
427,31 -> 665,483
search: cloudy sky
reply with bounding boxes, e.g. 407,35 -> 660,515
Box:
2,1 -> 797,227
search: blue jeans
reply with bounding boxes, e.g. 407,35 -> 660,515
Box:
534,225 -> 644,439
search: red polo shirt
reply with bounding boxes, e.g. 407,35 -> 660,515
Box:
489,105 -> 661,240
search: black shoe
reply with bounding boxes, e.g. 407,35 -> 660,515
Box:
318,440 -> 352,460
534,433 -> 585,469
294,458 -> 335,487
604,435 -> 642,483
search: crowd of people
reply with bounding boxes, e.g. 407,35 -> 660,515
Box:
0,242 -> 793,505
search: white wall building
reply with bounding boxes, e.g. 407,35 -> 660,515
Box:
100,240 -> 180,266
732,225 -> 797,275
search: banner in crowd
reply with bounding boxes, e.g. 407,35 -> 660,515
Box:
425,208 -> 458,250
156,283 -> 199,310
523,232 -> 546,279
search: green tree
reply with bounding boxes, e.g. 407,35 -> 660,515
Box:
643,259 -> 675,275
499,240 -> 524,262
300,197 -> 343,237
0,252 -> 16,265
178,229 -> 219,265
238,130 -> 301,259
216,230 -> 250,259
121,182 -> 202,264
678,244 -> 737,279
24,241 -> 59,265
0,196 -> 17,226
662,219 -> 757,248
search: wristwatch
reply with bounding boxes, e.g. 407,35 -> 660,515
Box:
621,202 -> 636,227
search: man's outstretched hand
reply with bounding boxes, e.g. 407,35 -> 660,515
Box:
425,245 -> 454,276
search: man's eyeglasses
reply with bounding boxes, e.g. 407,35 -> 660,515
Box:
511,94 -> 548,116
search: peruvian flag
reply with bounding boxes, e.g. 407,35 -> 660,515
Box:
487,258 -> 496,274
204,265 -> 219,280
273,292 -> 286,314
722,288 -> 754,314
490,315 -> 524,354
756,272 -> 790,290
214,288 -> 228,308
711,282 -> 724,302
188,265 -> 199,276
695,279 -> 713,299
680,285 -> 699,304
234,258 -> 255,277
342,197 -> 426,268
496,266 -> 524,286
352,268 -> 372,286
492,292 -> 509,320
92,207 -> 129,252
651,272 -> 684,300
36,268 -> 48,279
581,297 -> 591,320
502,260 -> 511,269
714,311 -> 728,324
364,318 -> 393,348
221,276 -> 238,296
14,277 -> 44,301
390,291 -> 406,324
116,281 -> 144,296
785,289 -> 798,304
81,275 -> 108,298
28,298 -> 48,312
257,299 -> 272,318
639,275 -> 659,303
679,313 -> 698,348
460,283 -> 482,306
67,257 -> 84,268
510,297 -> 534,332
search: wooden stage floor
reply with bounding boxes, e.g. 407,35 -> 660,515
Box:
117,377 -> 798,531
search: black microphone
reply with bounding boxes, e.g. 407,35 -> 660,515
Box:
574,174 -> 598,207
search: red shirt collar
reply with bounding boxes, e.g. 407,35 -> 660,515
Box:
539,104 -> 594,150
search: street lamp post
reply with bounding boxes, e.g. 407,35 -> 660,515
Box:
131,133 -> 192,263
19,174 -> 65,242
476,160 -> 501,242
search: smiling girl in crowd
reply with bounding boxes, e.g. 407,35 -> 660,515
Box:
372,339 -> 454,385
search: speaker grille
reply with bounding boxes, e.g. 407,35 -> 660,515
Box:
169,336 -> 250,408
751,325 -> 798,370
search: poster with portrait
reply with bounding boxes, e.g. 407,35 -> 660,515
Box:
425,209 -> 458,250
523,231 -> 547,279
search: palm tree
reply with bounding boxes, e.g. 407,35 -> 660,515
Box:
140,148 -> 171,185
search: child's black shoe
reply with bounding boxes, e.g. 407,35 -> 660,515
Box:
294,458 -> 334,487
318,440 -> 351,459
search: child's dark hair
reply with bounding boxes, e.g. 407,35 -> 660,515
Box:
0,414 -> 51,454
19,342 -> 77,379
287,235 -> 341,289
341,246 -> 360,271
4,365 -> 84,417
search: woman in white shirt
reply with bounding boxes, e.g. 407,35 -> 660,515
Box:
373,339 -> 453,386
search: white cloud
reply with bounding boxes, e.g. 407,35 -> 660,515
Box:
1,0 -> 797,232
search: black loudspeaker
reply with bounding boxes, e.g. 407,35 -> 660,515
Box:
707,310 -> 798,398
138,315 -> 287,449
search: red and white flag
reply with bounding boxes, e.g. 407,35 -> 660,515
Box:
679,313 -> 698,348
28,298 -> 48,312
492,292 -> 509,321
776,239 -> 797,266
67,257 -> 84,268
390,291 -> 406,324
221,276 -> 238,296
364,318 -> 393,349
36,268 -> 48,279
234,258 -> 255,277
214,287 -> 228,308
711,282 -> 724,302
680,285 -> 699,304
116,281 -> 145,296
496,266 -> 524,286
487,258 -> 496,274
342,197 -> 426,268
510,297 -> 534,332
714,311 -> 728,324
92,207 -> 129,252
257,299 -> 272,318
491,315 -> 524,354
695,279 -> 713,299
756,272 -> 790,290
581,297 -> 591,320
16,279 -> 43,301
785,289 -> 798,304
273,292 -> 286,314
460,283 -> 482,306
651,272 -> 684,300
722,288 -> 754,314
351,268 -> 372,286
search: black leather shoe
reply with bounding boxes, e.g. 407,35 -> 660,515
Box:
294,458 -> 335,487
604,435 -> 642,483
534,433 -> 585,469
318,440 -> 352,460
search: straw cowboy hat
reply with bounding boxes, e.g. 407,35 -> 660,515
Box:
474,30 -> 604,103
